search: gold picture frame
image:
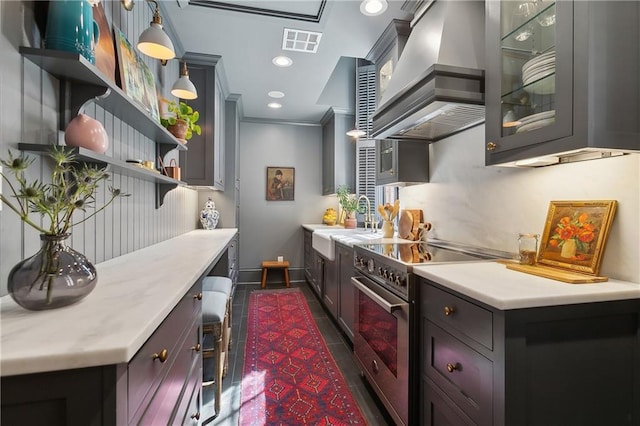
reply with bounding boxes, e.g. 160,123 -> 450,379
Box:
538,200 -> 617,275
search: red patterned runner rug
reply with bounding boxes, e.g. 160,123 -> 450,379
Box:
240,288 -> 366,425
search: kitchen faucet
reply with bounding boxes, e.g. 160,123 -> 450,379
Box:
357,195 -> 377,231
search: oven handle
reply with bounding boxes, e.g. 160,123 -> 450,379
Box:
351,277 -> 408,314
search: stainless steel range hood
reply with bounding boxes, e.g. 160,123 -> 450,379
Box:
371,0 -> 485,142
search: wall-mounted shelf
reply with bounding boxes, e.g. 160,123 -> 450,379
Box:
19,47 -> 186,158
18,144 -> 182,208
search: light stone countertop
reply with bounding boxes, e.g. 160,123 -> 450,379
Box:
302,223 -> 412,246
414,261 -> 640,310
0,229 -> 237,377
302,223 -> 345,231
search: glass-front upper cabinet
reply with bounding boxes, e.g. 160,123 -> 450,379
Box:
485,0 -> 574,164
376,140 -> 429,186
377,139 -> 395,183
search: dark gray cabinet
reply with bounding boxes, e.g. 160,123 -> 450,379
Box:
321,108 -> 355,195
303,232 -> 354,342
322,254 -> 338,319
376,139 -> 429,185
336,242 -> 355,342
304,229 -> 313,283
1,281 -> 204,426
302,229 -> 324,298
419,278 -> 640,425
303,228 -> 323,298
485,0 -> 640,166
180,53 -> 225,189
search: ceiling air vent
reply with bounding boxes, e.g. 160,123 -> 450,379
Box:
282,28 -> 322,53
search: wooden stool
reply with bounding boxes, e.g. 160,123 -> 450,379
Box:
261,260 -> 290,288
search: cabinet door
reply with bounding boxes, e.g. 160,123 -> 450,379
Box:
322,255 -> 338,319
213,76 -> 225,189
322,116 -> 335,194
310,250 -> 323,297
303,230 -> 312,282
422,379 -> 475,426
337,244 -> 355,341
376,139 -> 397,184
485,0 -> 574,165
180,56 -> 225,189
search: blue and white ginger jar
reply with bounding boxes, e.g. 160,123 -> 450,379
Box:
200,198 -> 220,230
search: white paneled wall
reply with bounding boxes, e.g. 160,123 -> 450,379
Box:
0,1 -> 198,295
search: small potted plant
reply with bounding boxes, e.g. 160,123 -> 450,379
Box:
336,185 -> 362,229
161,100 -> 202,142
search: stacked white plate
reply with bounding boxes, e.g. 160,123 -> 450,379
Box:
521,51 -> 556,95
515,110 -> 555,133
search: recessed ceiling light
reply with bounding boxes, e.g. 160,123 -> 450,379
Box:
360,0 -> 388,16
272,56 -> 293,67
268,102 -> 282,109
268,91 -> 285,99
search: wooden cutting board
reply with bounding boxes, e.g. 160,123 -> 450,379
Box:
405,209 -> 423,226
504,262 -> 608,284
398,210 -> 414,240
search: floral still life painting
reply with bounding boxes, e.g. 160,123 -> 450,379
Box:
538,200 -> 617,275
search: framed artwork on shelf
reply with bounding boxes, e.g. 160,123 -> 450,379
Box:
113,26 -> 147,112
538,200 -> 617,275
92,2 -> 116,83
266,167 -> 295,201
139,59 -> 160,122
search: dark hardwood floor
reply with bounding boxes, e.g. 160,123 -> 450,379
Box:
202,281 -> 394,425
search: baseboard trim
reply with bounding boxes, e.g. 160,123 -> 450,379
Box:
238,267 -> 305,285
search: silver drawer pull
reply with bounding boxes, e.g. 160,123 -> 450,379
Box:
444,306 -> 455,316
194,292 -> 203,300
152,349 -> 168,363
446,362 -> 459,373
191,343 -> 201,352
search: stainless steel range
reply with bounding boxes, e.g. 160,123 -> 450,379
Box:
351,241 -> 500,426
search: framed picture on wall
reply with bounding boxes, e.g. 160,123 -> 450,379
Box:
266,167 -> 295,201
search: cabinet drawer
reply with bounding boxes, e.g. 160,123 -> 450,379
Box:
173,362 -> 202,425
136,319 -> 201,425
425,322 -> 492,425
425,285 -> 493,350
423,378 -> 475,426
128,283 -> 202,422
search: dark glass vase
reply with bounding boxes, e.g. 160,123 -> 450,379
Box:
8,234 -> 97,310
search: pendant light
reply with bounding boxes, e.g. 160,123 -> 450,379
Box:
346,128 -> 366,138
346,58 -> 366,139
171,62 -> 198,100
137,0 -> 175,61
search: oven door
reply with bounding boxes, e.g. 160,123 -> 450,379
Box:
352,273 -> 409,426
